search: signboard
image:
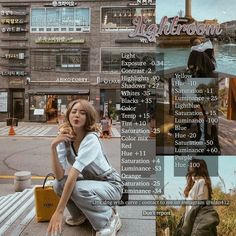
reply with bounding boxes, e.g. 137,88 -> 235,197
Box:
128,0 -> 155,6
56,77 -> 88,83
1,10 -> 27,16
0,71 -> 27,76
9,78 -> 24,85
33,109 -> 45,115
52,1 -> 76,7
0,92 -> 8,112
2,53 -> 25,59
0,19 -> 25,24
35,37 -> 85,44
1,27 -> 27,32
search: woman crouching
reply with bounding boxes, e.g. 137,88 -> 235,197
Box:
47,99 -> 123,236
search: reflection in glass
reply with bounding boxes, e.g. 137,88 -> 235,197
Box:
31,7 -> 90,32
101,7 -> 155,32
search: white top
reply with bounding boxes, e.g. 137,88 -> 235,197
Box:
56,132 -> 110,173
185,178 -> 209,219
191,40 -> 213,52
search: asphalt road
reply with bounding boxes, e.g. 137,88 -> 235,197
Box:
0,136 -> 121,184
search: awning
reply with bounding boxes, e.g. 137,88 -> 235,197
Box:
27,89 -> 90,95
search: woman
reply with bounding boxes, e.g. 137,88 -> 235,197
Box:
46,99 -> 123,236
187,37 -> 217,78
184,159 -> 212,217
175,159 -> 219,236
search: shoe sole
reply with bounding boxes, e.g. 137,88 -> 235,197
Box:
65,218 -> 86,226
95,214 -> 122,236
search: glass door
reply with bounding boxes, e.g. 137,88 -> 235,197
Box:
12,91 -> 24,119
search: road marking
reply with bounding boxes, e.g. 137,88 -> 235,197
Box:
111,127 -> 121,137
0,126 -> 57,136
0,125 -> 121,137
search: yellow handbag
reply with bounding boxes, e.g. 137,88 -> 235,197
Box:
34,173 -> 60,222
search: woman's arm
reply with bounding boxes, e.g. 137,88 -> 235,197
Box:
46,167 -> 80,235
50,146 -> 64,180
51,134 -> 74,180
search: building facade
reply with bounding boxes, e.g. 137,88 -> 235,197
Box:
0,0 -> 156,123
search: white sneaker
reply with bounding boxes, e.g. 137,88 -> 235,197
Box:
65,215 -> 87,226
96,212 -> 122,236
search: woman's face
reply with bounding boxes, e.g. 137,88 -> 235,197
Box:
69,102 -> 86,130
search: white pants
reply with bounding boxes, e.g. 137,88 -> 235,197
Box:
53,176 -> 122,230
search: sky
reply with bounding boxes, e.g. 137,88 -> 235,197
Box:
156,0 -> 236,24
164,156 -> 236,199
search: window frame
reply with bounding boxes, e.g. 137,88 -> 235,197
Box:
30,7 -> 91,33
100,6 -> 155,33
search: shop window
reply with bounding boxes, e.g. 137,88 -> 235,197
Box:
101,7 -> 155,32
31,7 -> 90,32
29,95 -> 46,122
56,53 -> 81,70
0,92 -> 8,112
31,49 -> 89,72
46,8 -> 60,27
31,8 -> 46,27
31,50 -> 56,71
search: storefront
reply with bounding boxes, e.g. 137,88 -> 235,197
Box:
28,90 -> 90,123
0,0 -> 156,122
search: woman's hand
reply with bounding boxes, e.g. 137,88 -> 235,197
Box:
51,134 -> 75,149
46,211 -> 63,236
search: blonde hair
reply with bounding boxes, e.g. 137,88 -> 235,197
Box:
58,99 -> 100,135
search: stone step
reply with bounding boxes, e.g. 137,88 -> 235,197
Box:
0,187 -> 93,236
0,187 -> 156,236
0,188 -> 35,236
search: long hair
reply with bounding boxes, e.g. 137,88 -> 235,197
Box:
191,102 -> 207,120
184,158 -> 212,199
58,99 -> 100,135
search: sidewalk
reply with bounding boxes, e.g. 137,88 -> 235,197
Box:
0,135 -> 155,236
0,184 -> 156,236
0,122 -> 121,138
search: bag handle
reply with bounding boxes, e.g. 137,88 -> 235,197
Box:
42,173 -> 55,189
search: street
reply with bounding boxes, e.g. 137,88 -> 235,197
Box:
0,136 -> 121,185
0,136 -> 156,236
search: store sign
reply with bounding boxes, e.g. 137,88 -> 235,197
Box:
0,19 -> 25,24
35,37 -> 85,44
52,1 -> 76,7
9,78 -> 24,85
1,10 -> 13,15
128,15 -> 222,43
56,77 -> 89,83
1,10 -> 27,16
128,0 -> 155,6
2,53 -> 25,59
0,92 -> 8,112
1,27 -> 27,32
34,109 -> 45,115
0,71 -> 27,76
